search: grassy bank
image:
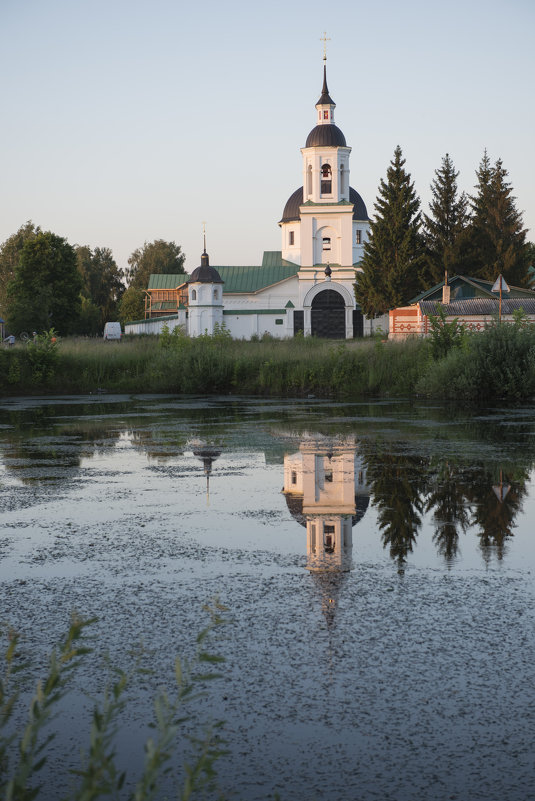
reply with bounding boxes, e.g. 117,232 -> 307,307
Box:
2,323 -> 535,401
0,333 -> 429,399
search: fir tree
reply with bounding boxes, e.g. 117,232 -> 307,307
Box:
422,153 -> 469,285
467,152 -> 529,285
355,146 -> 425,317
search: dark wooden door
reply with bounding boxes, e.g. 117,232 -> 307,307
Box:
353,309 -> 364,338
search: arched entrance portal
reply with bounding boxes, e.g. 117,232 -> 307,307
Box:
311,289 -> 346,338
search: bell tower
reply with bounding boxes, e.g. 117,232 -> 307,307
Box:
187,232 -> 224,337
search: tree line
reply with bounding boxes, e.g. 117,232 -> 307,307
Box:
0,228 -> 185,337
1,148 -> 533,336
355,147 -> 535,317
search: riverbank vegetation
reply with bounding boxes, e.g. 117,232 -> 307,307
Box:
2,319 -> 535,402
1,605 -> 228,800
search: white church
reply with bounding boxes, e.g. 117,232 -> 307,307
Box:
126,62 -> 386,340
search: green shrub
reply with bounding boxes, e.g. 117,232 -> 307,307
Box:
428,306 -> 467,361
24,329 -> 60,384
418,320 -> 535,401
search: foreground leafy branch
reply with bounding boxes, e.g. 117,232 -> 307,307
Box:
0,602 -> 229,801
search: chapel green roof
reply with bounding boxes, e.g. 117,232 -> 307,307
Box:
215,264 -> 298,293
147,273 -> 189,289
146,254 -> 299,295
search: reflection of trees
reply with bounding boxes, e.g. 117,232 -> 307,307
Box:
426,460 -> 470,563
0,405 -> 124,486
360,437 -> 532,568
361,442 -> 428,572
465,468 -> 529,561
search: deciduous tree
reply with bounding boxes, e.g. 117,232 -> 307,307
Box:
76,246 -> 124,333
126,240 -> 186,289
118,286 -> 145,324
0,222 -> 40,319
7,231 -> 81,335
354,146 -> 426,317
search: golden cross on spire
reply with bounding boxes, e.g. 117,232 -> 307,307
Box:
201,221 -> 207,252
320,31 -> 330,62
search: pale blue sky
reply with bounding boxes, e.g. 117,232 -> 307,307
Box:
1,0 -> 533,275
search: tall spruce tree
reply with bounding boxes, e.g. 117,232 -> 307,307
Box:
422,153 -> 469,285
355,146 -> 425,317
467,152 -> 529,285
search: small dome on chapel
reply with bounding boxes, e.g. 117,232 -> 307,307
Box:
188,250 -> 224,284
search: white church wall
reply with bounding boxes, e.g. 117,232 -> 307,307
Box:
222,312 -> 289,340
352,220 -> 371,265
125,314 -> 185,337
281,222 -> 301,265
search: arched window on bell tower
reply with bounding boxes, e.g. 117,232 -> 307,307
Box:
321,164 -> 332,195
340,164 -> 345,197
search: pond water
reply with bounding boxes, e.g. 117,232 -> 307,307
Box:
1,395 -> 534,801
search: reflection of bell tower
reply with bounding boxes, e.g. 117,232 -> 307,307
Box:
282,436 -> 369,573
190,440 -> 221,505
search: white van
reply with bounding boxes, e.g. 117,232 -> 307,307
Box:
103,322 -> 122,341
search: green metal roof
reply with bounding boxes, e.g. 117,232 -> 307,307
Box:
261,251 -> 298,268
212,265 -> 297,293
147,273 -> 189,289
146,254 -> 299,294
410,275 -> 535,304
151,301 -> 177,311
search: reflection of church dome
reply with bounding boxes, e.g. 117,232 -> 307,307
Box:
305,123 -> 347,148
280,186 -> 369,224
192,448 -> 221,475
284,492 -> 369,527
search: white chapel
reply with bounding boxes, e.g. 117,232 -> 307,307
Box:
127,61 -> 386,340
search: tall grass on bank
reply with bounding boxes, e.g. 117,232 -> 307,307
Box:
1,604 -> 228,800
0,333 -> 431,399
3,323 -> 534,401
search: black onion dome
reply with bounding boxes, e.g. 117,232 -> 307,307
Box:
279,187 -> 303,223
188,251 -> 224,284
349,187 -> 369,220
305,124 -> 346,148
279,186 -> 369,224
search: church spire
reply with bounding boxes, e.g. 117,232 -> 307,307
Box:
201,221 -> 209,267
315,33 -> 335,123
317,64 -> 335,107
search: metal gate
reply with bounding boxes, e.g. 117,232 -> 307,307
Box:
311,290 -> 346,339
